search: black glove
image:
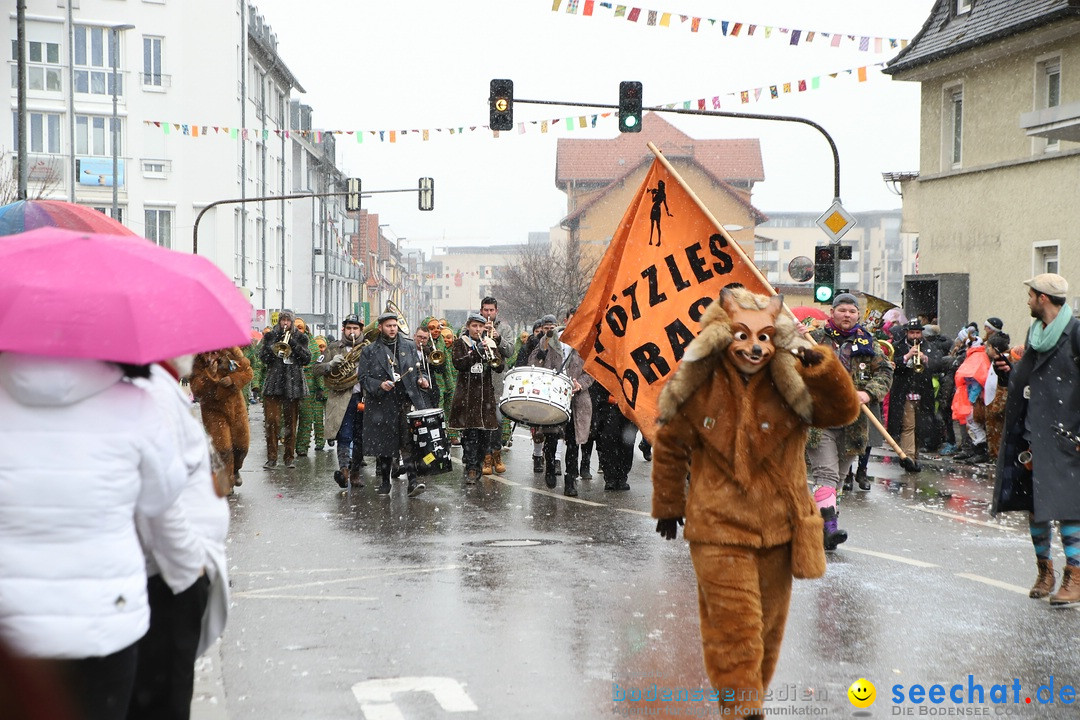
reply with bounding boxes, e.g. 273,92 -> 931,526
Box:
655,517 -> 684,540
792,346 -> 824,367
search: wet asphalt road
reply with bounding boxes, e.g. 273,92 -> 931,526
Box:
193,405 -> 1080,720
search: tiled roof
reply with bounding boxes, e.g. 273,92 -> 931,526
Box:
559,153 -> 767,227
555,114 -> 764,188
886,0 -> 1080,75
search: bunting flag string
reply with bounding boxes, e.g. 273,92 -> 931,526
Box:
554,1 -> 910,51
142,61 -> 886,144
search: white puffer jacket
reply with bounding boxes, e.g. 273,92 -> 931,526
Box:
0,353 -> 186,659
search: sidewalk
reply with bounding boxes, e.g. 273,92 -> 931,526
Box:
192,641 -> 229,720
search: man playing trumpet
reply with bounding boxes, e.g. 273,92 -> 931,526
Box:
451,312 -> 500,484
358,312 -> 433,497
479,296 -> 515,475
259,309 -> 311,469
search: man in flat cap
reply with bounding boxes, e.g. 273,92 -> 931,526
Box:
888,318 -> 944,468
993,273 -> 1080,605
260,309 -> 311,469
358,311 -> 434,497
806,293 -> 894,549
450,312 -> 500,484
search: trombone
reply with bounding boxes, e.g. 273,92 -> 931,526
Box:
426,338 -> 446,368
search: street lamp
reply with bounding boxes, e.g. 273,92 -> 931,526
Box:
110,24 -> 135,219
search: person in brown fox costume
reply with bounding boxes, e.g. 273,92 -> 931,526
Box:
651,287 -> 860,717
189,347 -> 254,492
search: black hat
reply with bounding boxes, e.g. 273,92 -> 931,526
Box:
985,317 -> 1003,331
466,312 -> 486,325
905,318 -> 923,332
532,319 -> 543,331
541,314 -> 558,325
342,314 -> 362,328
377,311 -> 398,324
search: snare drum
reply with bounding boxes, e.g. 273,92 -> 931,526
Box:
499,366 -> 573,426
406,408 -> 452,476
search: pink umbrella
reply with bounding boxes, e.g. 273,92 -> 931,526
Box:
0,228 -> 252,364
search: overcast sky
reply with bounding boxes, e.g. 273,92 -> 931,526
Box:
250,0 -> 936,254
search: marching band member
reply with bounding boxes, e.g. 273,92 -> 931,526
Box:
529,314 -> 593,496
292,318 -> 326,457
479,297 -> 515,475
434,318 -> 462,448
450,312 -> 500,484
188,346 -> 253,492
315,315 -> 366,490
259,310 -> 311,470
358,312 -> 433,497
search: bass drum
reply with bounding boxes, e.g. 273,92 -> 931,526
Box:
499,366 -> 573,426
407,408 -> 452,476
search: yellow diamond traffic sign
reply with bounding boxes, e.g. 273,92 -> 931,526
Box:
816,200 -> 857,243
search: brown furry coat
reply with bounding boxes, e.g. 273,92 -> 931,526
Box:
651,293 -> 861,548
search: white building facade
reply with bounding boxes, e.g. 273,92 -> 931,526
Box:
5,1 -> 358,328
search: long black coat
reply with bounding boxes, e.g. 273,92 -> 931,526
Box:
260,328 -> 311,399
887,335 -> 945,443
357,337 -> 433,457
449,336 -> 498,430
992,317 -> 1080,522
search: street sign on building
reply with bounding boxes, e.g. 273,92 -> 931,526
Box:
816,200 -> 857,244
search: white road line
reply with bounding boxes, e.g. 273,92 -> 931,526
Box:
233,593 -> 380,601
842,546 -> 939,568
488,476 -> 607,506
240,565 -> 460,595
909,505 -> 1020,532
615,508 -> 653,517
233,566 -> 423,575
954,573 -> 1030,595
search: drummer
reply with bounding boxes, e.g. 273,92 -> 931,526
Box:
528,314 -> 593,496
357,311 -> 434,498
450,312 -> 500,485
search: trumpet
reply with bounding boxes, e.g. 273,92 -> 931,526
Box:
272,330 -> 292,359
911,341 -> 924,373
427,339 -> 446,368
481,326 -> 506,372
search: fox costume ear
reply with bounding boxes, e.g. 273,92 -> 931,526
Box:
767,293 -> 784,318
719,287 -> 738,316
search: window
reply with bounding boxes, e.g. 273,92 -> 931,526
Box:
13,111 -> 62,154
145,209 -> 172,248
944,86 -> 963,169
1035,243 -> 1059,275
91,207 -> 124,224
75,115 -> 121,157
142,159 -> 168,178
142,36 -> 163,87
10,40 -> 63,92
74,26 -> 121,96
956,0 -> 972,14
1038,58 -> 1061,150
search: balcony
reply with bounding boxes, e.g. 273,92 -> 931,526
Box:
1020,100 -> 1080,143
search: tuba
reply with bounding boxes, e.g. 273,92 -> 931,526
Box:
325,323 -> 380,391
272,330 -> 292,359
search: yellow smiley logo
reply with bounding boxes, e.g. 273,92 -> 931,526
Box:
847,678 -> 876,708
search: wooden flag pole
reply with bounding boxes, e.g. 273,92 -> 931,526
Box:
647,142 -> 918,471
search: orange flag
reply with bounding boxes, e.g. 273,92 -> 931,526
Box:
560,154 -> 771,443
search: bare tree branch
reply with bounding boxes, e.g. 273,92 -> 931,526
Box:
492,236 -> 599,331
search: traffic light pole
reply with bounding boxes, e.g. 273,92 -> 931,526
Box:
514,98 -> 841,201
191,187 -> 423,254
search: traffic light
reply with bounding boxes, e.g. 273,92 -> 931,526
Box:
418,177 -> 434,211
345,177 -> 361,212
813,245 -> 836,304
618,81 -> 643,132
489,79 -> 514,131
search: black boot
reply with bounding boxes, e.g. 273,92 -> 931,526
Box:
963,442 -> 989,465
564,475 -> 578,497
953,439 -> 976,461
407,474 -> 426,498
855,465 -> 872,491
842,469 -> 854,493
375,457 -> 392,495
533,455 -> 543,474
820,506 -> 848,551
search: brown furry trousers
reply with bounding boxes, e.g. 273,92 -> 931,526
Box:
689,542 -> 792,715
200,404 -> 250,486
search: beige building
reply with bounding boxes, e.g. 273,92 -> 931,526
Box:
885,0 -> 1080,337
555,114 -> 766,264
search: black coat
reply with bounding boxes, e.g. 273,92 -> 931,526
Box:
992,318 -> 1080,522
449,336 -> 498,430
259,328 -> 311,399
357,336 -> 433,457
887,335 -> 945,442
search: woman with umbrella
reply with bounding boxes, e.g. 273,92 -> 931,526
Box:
0,227 -> 255,720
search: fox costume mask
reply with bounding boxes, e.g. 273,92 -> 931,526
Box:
723,289 -> 781,375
